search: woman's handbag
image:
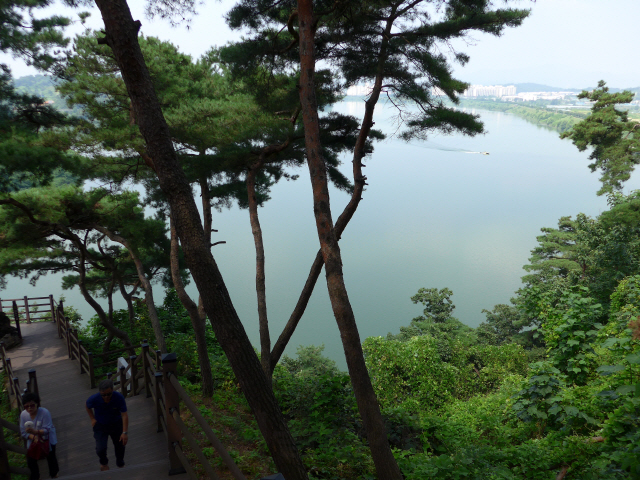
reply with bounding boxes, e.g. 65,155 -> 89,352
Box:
26,435 -> 49,460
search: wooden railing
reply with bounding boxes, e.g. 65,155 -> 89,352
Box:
144,352 -> 247,480
50,302 -> 249,479
0,296 -> 56,325
0,342 -> 41,478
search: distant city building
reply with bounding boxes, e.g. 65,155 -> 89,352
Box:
346,84 -> 374,96
430,84 -> 516,98
502,91 -> 578,102
462,85 -> 517,98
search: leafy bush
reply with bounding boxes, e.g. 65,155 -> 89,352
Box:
541,288 -> 603,385
364,336 -> 528,414
273,346 -> 374,479
511,363 -> 596,434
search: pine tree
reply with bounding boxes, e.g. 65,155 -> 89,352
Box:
561,81 -> 640,196
225,1 -> 531,477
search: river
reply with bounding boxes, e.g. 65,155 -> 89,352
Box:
3,101 -> 638,368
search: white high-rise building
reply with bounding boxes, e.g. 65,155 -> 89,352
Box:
462,85 -> 516,98
346,84 -> 374,96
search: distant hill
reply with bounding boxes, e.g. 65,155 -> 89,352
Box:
12,74 -> 74,112
13,75 -> 59,99
512,83 -> 582,93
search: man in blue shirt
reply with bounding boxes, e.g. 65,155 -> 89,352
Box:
86,379 -> 129,471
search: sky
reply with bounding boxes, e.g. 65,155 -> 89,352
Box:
3,0 -> 639,89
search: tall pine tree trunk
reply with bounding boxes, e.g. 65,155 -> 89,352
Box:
92,2 -> 308,478
296,2 -> 403,479
169,216 -> 214,397
270,16 -> 389,370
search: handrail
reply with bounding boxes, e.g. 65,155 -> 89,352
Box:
171,408 -> 221,480
172,442 -> 198,480
0,361 -> 41,477
47,301 -> 251,480
168,374 -> 246,480
0,419 -> 19,435
91,346 -> 136,358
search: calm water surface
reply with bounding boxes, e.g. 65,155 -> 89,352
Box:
4,101 -> 638,368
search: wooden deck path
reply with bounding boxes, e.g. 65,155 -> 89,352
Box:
9,322 -> 188,479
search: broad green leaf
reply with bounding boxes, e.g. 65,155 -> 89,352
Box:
625,353 -> 640,364
616,385 -> 636,395
597,364 -> 625,375
564,406 -> 579,416
548,405 -> 562,415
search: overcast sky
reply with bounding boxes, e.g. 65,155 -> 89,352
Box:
4,0 -> 639,89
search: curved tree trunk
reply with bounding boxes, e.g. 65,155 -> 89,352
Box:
296,2 -> 403,479
170,215 -> 214,396
247,167 -> 271,379
118,277 -> 140,335
103,333 -> 114,354
93,225 -> 167,353
77,247 -> 133,348
92,3 -> 308,478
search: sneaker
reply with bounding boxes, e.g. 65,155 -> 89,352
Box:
100,465 -> 109,471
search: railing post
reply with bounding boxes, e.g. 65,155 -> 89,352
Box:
0,298 -> 3,313
154,372 -> 163,433
54,305 -> 61,339
12,377 -> 20,409
88,353 -> 96,389
0,342 -> 6,373
78,340 -> 85,374
0,408 -> 11,480
72,329 -> 79,360
5,359 -> 12,397
11,302 -> 21,341
155,350 -> 162,372
118,366 -> 126,396
23,296 -> 30,324
141,342 -> 151,398
49,295 -> 55,323
28,370 -> 38,399
162,353 -> 185,476
130,355 -> 138,397
65,323 -> 71,359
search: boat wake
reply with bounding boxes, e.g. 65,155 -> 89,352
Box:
409,141 -> 488,155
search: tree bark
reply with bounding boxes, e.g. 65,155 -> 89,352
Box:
296,2 -> 403,479
118,277 -> 140,335
169,215 -> 214,396
270,12 -> 392,371
247,166 -> 271,379
198,174 -> 211,321
76,247 -> 133,348
92,2 -> 308,478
